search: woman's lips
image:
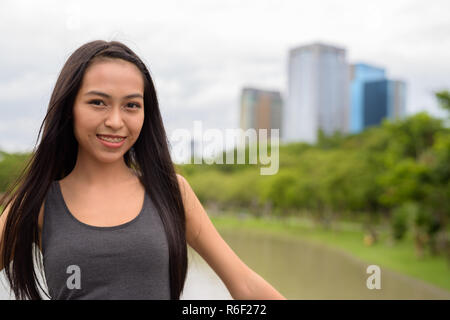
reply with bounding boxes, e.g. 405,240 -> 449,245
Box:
96,135 -> 126,148
97,134 -> 126,138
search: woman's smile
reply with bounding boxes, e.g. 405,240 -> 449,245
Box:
96,134 -> 127,148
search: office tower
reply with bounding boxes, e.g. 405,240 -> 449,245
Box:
284,42 -> 350,144
388,80 -> 407,120
240,87 -> 283,141
349,63 -> 386,134
363,79 -> 407,128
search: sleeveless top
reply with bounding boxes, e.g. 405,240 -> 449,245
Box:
42,180 -> 171,300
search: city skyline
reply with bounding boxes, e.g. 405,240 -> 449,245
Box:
241,49 -> 408,146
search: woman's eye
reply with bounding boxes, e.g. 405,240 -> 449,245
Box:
127,103 -> 141,109
89,100 -> 104,106
88,100 -> 140,109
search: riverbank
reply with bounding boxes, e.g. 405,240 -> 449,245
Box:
209,211 -> 450,292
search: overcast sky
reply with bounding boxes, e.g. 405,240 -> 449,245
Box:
0,0 -> 449,153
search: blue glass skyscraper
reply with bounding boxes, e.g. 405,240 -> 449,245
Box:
349,63 -> 385,134
364,79 -> 407,128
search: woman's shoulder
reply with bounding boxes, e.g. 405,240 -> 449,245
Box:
38,201 -> 45,251
175,174 -> 191,201
175,173 -> 186,186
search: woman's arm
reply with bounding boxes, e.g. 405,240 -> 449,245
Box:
176,174 -> 286,300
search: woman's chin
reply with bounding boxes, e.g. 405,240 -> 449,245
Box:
95,152 -> 126,164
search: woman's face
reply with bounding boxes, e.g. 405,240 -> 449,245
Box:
72,58 -> 145,164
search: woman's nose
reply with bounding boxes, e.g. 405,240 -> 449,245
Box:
104,106 -> 124,128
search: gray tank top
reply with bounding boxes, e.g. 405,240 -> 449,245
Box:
42,180 -> 171,300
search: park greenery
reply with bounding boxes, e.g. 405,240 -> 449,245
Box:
178,90 -> 450,261
1,91 -> 449,262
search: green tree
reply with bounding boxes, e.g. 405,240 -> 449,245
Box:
435,90 -> 450,113
0,150 -> 31,192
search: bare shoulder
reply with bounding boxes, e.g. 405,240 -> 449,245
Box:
1,192 -> 46,233
174,173 -> 204,242
175,173 -> 191,206
38,201 -> 45,232
1,194 -> 46,227
0,198 -> 13,227
175,173 -> 187,192
0,196 -> 17,228
175,173 -> 198,213
0,196 -> 46,270
0,200 -> 12,271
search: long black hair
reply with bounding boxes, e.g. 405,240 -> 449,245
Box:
0,40 -> 188,300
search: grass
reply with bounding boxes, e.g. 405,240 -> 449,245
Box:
209,211 -> 450,293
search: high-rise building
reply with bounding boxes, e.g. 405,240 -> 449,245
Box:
283,42 -> 350,144
349,63 -> 407,133
349,63 -> 386,134
363,79 -> 407,128
240,87 -> 282,141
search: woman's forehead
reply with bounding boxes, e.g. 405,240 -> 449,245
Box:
80,59 -> 144,93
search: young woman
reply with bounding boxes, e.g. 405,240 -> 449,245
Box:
0,40 -> 286,300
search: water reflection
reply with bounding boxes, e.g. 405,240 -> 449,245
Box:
210,227 -> 450,300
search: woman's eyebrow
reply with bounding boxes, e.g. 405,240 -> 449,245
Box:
84,90 -> 143,99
